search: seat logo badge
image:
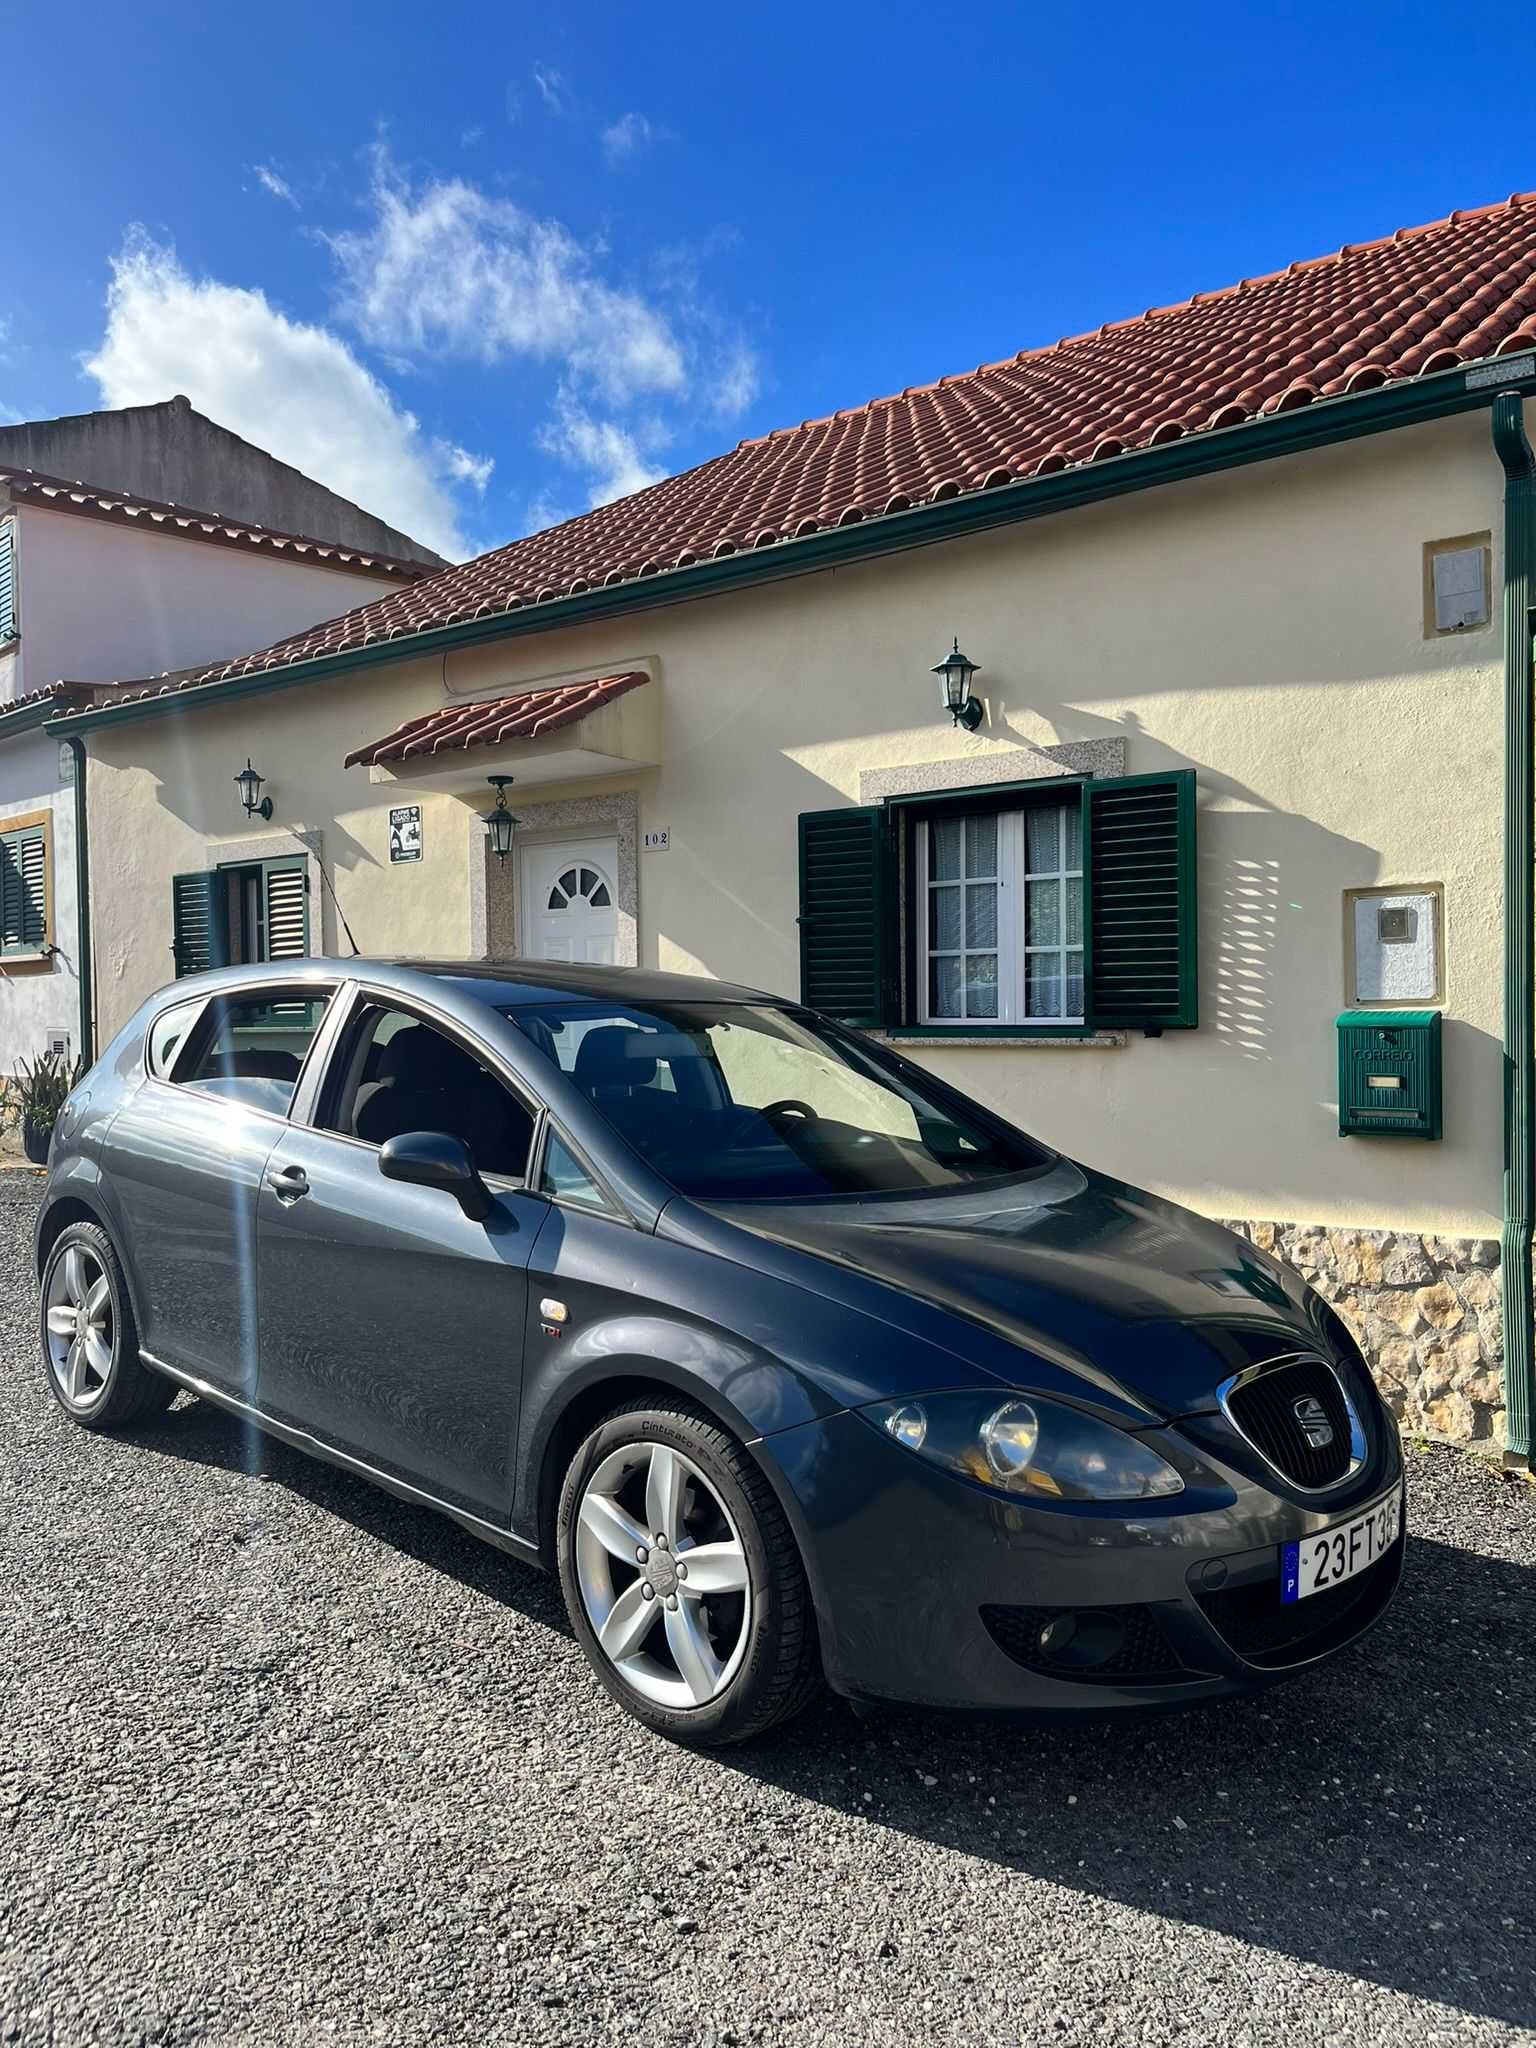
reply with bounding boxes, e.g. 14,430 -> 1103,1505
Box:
1293,1394 -> 1334,1449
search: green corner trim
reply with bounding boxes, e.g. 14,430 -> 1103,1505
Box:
1494,393 -> 1535,1464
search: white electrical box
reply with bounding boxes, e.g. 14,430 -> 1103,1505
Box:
44,1027 -> 70,1060
1347,888 -> 1441,1006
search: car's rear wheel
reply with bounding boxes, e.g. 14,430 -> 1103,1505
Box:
39,1222 -> 175,1430
557,1400 -> 822,1745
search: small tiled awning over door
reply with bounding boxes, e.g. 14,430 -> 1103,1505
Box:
343,671 -> 649,768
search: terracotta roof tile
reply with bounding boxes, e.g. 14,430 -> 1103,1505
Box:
343,671 -> 649,768
0,468 -> 435,583
94,194 -> 1536,704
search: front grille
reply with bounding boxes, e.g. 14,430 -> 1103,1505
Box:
980,1603 -> 1188,1684
1223,1356 -> 1353,1489
1195,1541 -> 1401,1666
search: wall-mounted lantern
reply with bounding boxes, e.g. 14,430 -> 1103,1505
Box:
931,638 -> 983,730
483,775 -> 520,865
234,758 -> 273,820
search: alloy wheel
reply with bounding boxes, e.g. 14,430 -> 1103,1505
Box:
44,1244 -> 116,1412
573,1440 -> 752,1709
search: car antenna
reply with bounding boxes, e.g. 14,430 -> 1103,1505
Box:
307,842 -> 361,956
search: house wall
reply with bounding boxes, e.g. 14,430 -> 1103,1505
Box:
0,730 -> 77,1068
82,408 -> 1515,1437
10,503 -> 405,690
0,504 -> 413,1069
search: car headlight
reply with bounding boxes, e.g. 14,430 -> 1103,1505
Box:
865,1391 -> 1184,1502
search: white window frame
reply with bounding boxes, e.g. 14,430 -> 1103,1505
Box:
916,802 -> 1084,1027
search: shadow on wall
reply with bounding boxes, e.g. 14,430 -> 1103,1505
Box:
125,1398 -> 1536,2032
658,696 -> 1379,1083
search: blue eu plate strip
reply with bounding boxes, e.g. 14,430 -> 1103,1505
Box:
1280,1541 -> 1300,1605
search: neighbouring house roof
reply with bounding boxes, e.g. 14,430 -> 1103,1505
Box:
344,672 -> 650,768
51,193 -> 1536,725
1,466 -> 438,584
0,679 -> 108,739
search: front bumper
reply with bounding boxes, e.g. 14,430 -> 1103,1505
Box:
756,1404 -> 1405,1715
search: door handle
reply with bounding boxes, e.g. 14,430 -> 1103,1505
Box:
266,1164 -> 310,1204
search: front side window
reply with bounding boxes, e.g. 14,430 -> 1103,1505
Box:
179,993 -> 331,1115
507,1000 -> 1048,1200
920,801 -> 1082,1025
321,1004 -> 534,1182
539,1129 -> 609,1209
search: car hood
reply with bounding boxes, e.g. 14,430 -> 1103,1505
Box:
697,1159 -> 1327,1423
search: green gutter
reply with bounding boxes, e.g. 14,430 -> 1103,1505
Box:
0,695 -> 68,741
63,737 -> 93,1066
1494,392 -> 1535,1470
49,354 -> 1536,738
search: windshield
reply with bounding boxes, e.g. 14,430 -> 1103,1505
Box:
504,999 -> 1050,1199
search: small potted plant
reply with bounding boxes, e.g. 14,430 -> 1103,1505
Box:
8,1050 -> 77,1166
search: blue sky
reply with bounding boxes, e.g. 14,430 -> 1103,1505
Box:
5,1 -> 1533,560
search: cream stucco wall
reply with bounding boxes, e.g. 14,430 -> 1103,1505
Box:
0,502 -> 412,1067
85,409 -> 1511,1239
11,503 -> 403,688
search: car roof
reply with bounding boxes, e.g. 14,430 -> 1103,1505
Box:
393,959 -> 784,1008
163,956 -> 787,1010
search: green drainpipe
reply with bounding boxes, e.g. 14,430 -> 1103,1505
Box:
1494,392 -> 1534,1469
64,735 -> 93,1069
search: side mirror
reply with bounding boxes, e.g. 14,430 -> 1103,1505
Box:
378,1130 -> 494,1221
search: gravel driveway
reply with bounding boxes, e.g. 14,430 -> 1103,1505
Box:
1,1176 -> 1533,2048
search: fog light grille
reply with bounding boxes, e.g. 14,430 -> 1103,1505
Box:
980,1603 -> 1187,1684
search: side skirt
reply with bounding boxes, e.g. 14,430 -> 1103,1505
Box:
139,1349 -> 545,1570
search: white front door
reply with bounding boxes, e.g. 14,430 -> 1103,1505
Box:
520,837 -> 620,963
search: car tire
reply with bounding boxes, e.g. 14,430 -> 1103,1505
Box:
38,1221 -> 176,1431
557,1399 -> 822,1746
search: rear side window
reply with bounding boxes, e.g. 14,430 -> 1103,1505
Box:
148,998 -> 204,1078
180,993 -> 331,1115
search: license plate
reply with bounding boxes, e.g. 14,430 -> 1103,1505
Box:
1281,1487 -> 1402,1604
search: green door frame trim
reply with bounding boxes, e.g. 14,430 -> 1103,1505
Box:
44,356 -> 1536,741
1494,393 -> 1535,1470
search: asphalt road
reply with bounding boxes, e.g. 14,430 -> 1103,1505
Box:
1,1176 -> 1534,2048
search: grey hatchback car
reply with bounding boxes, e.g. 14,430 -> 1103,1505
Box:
34,957 -> 1405,1745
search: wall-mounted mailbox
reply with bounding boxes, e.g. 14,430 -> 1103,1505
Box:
1337,1010 -> 1442,1139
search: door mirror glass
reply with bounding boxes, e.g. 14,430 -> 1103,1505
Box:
378,1130 -> 494,1220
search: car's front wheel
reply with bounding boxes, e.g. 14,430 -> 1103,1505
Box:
38,1222 -> 175,1430
557,1399 -> 822,1745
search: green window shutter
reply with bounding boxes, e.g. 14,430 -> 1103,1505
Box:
1084,770 -> 1198,1031
260,857 -> 309,961
797,805 -> 895,1025
171,871 -> 230,977
0,824 -> 46,955
0,526 -> 14,645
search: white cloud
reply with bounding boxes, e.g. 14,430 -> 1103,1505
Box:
532,64 -> 568,115
253,164 -> 300,209
327,154 -> 686,403
709,337 -> 759,419
602,112 -> 669,166
540,394 -> 667,507
82,231 -> 484,560
442,442 -> 494,492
